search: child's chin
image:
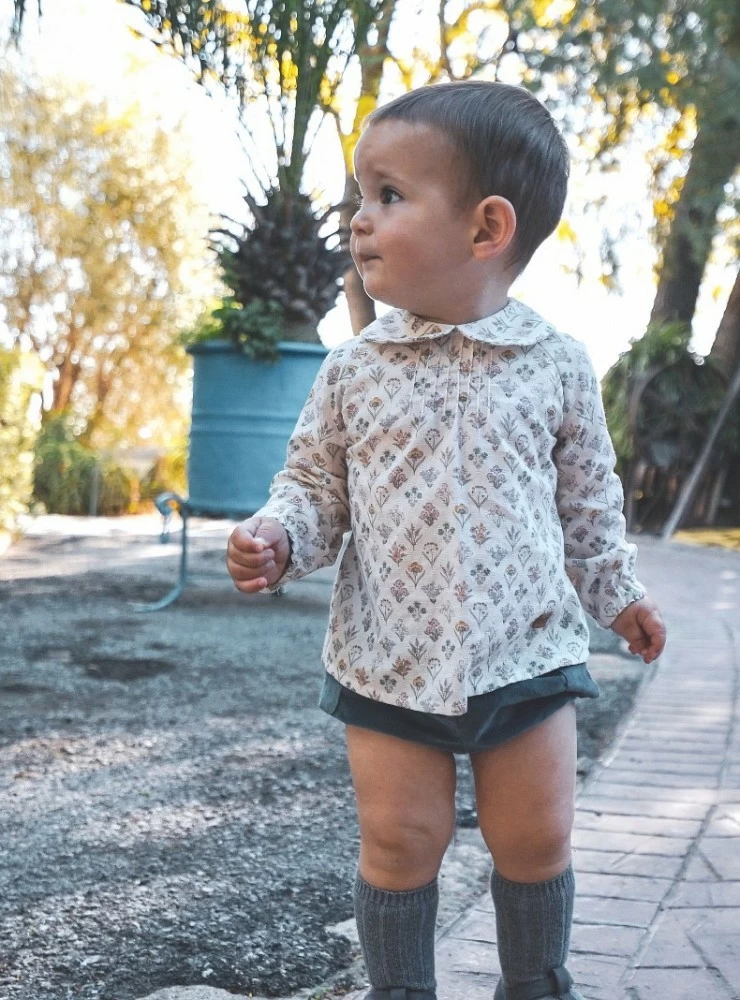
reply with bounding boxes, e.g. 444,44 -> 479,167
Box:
362,281 -> 406,311
361,277 -> 389,303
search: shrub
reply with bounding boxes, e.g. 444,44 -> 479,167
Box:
33,414 -> 135,516
0,348 -> 44,535
180,298 -> 287,361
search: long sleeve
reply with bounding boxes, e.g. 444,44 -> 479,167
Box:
553,339 -> 645,627
256,349 -> 351,584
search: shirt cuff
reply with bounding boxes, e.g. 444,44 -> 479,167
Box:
596,583 -> 647,628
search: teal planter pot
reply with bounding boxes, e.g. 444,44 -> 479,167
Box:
186,339 -> 328,516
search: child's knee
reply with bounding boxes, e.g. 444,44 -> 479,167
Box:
360,810 -> 454,878
492,822 -> 573,882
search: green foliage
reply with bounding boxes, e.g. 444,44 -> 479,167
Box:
181,298 -> 287,361
33,414 -> 134,516
602,322 -> 733,473
0,347 -> 44,535
603,322 -> 692,463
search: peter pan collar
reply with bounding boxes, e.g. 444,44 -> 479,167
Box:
360,298 -> 556,347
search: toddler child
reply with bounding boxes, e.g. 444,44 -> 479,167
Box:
226,80 -> 666,1000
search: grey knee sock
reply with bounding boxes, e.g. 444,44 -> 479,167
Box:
354,873 -> 438,991
491,865 -> 575,992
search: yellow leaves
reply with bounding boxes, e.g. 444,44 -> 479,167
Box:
281,51 -> 298,91
574,8 -> 597,33
556,219 -> 577,243
662,105 -> 697,157
319,75 -> 334,108
356,93 -> 378,128
339,130 -> 357,173
93,105 -> 139,136
666,71 -> 680,86
653,182 -> 685,224
391,55 -> 415,92
532,0 -> 577,29
222,11 -> 248,29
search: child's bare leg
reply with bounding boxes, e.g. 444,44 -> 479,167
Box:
345,725 -> 456,997
471,703 -> 583,999
471,701 -> 576,881
346,725 -> 457,889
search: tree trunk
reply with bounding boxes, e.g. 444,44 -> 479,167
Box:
340,0 -> 398,335
708,268 -> 740,374
52,351 -> 80,413
650,105 -> 739,327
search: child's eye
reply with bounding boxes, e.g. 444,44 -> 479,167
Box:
353,193 -> 363,208
380,187 -> 401,205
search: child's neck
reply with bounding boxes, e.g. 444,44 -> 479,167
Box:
413,283 -> 511,326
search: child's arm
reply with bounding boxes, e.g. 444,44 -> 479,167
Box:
553,338 -> 666,661
228,351 -> 351,591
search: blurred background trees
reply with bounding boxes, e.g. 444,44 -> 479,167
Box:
0,68 -> 213,448
5,0 -> 739,530
0,58 -> 215,516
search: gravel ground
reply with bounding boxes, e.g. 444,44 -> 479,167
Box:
0,520 -> 642,1000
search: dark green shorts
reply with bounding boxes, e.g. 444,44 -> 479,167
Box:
319,664 -> 598,754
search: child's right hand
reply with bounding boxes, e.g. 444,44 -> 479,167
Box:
226,516 -> 291,594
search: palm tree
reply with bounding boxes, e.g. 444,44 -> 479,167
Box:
118,0 -> 387,343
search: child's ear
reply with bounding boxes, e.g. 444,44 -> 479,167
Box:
471,196 -> 517,261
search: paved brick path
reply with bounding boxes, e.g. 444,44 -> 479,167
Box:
349,539 -> 740,1000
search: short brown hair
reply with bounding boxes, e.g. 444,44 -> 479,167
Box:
365,81 -> 569,275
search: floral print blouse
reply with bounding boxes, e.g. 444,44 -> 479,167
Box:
256,298 -> 645,716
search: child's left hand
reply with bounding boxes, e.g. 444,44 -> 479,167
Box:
610,597 -> 666,664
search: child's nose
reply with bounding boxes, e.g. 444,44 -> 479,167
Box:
350,205 -> 371,235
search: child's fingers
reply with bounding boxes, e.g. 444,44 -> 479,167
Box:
642,611 -> 667,660
645,632 -> 666,661
632,622 -> 666,663
227,553 -> 275,591
228,560 -> 275,584
233,575 -> 270,594
228,545 -> 274,570
229,522 -> 267,553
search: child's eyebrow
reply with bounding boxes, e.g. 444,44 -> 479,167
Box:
354,165 -> 406,187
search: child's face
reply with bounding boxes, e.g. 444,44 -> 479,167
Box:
350,120 -> 482,321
